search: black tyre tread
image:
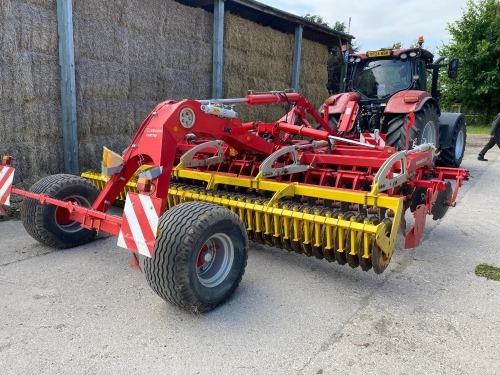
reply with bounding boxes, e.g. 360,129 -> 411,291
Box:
21,174 -> 99,248
328,115 -> 339,133
386,115 -> 407,150
144,202 -> 248,313
386,104 -> 439,151
437,119 -> 467,167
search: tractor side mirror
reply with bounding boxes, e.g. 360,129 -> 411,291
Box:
448,58 -> 459,79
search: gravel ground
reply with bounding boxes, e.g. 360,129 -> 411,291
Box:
0,135 -> 499,375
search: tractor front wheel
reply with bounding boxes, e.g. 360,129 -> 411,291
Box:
21,174 -> 100,248
144,202 -> 248,313
386,104 -> 440,150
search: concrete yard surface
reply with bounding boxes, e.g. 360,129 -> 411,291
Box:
0,138 -> 499,375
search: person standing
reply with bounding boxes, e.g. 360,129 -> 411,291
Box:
478,113 -> 500,161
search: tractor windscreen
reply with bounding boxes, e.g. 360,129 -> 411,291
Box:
351,59 -> 411,99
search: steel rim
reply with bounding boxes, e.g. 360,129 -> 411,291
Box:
196,233 -> 234,288
422,120 -> 437,146
54,195 -> 91,233
455,129 -> 465,160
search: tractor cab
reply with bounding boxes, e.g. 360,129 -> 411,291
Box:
347,48 -> 433,102
322,40 -> 466,168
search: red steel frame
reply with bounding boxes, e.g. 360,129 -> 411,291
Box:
2,92 -> 468,250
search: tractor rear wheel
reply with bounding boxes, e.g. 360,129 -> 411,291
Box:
386,104 -> 440,151
144,202 -> 248,313
437,118 -> 466,167
21,174 -> 99,248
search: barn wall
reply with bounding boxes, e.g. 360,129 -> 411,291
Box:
0,1 -> 330,185
0,0 -> 213,185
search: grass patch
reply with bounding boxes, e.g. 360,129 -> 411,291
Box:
475,263 -> 500,281
467,125 -> 492,135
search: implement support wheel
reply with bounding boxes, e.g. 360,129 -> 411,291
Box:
21,174 -> 99,248
144,202 -> 248,313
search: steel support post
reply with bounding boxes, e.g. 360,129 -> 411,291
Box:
212,0 -> 225,99
291,25 -> 303,93
57,0 -> 79,174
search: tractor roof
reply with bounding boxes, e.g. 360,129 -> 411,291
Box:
351,47 -> 434,62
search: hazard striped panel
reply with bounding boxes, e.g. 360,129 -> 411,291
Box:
117,192 -> 163,257
360,132 -> 386,147
0,165 -> 14,206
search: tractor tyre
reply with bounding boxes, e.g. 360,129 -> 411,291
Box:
386,104 -> 440,151
144,202 -> 248,313
437,118 -> 467,167
328,115 -> 339,133
21,174 -> 100,248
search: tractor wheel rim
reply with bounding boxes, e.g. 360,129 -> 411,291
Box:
54,195 -> 92,233
196,233 -> 234,288
455,129 -> 465,159
422,121 -> 436,146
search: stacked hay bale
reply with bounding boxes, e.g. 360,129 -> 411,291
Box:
0,0 -> 61,186
223,13 -> 329,123
73,0 -> 213,174
0,0 -> 212,185
0,1 -> 331,185
223,13 -> 294,122
299,39 -> 330,112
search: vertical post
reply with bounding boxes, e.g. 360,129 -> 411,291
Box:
340,41 -> 347,93
291,25 -> 303,93
212,0 -> 225,99
57,0 -> 79,174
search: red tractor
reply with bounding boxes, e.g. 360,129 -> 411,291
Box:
323,40 -> 466,167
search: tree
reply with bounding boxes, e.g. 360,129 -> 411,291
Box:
303,14 -> 329,27
439,0 -> 500,117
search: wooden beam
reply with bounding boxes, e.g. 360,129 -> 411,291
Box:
212,0 -> 225,99
57,0 -> 79,174
291,25 -> 303,93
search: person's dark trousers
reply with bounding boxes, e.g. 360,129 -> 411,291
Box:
478,136 -> 496,160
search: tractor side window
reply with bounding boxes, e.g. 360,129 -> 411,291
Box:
352,59 -> 411,99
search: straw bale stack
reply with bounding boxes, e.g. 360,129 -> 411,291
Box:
223,12 -> 329,122
223,13 -> 294,122
299,39 -> 329,109
1,0 -> 330,186
72,0 -> 213,176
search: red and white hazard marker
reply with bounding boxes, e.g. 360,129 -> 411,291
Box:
360,132 -> 386,147
0,165 -> 14,206
117,192 -> 162,257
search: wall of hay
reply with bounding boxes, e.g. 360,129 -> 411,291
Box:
0,1 -> 330,186
223,13 -> 329,122
299,39 -> 329,111
223,13 -> 294,122
0,0 -> 61,186
0,0 -> 213,185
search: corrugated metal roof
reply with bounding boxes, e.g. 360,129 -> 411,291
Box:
175,0 -> 354,47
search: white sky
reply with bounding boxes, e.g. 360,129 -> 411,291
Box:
259,0 -> 469,54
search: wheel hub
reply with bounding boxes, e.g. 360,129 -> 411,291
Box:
196,234 -> 235,288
